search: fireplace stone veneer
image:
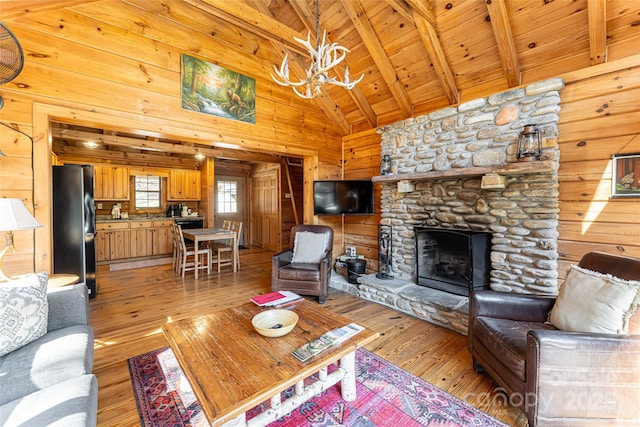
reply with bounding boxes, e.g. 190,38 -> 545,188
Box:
331,78 -> 563,335
377,78 -> 563,296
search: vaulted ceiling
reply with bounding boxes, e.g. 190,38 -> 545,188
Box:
203,0 -> 640,134
3,0 -> 639,138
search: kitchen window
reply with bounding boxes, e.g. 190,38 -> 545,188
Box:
134,175 -> 161,209
217,180 -> 237,213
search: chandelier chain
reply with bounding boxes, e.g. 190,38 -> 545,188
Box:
315,0 -> 320,52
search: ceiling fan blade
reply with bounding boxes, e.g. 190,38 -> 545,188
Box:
0,21 -> 25,84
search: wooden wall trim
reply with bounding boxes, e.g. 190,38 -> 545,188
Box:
560,54 -> 640,84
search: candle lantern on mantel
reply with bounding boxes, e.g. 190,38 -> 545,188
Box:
516,124 -> 542,161
376,224 -> 393,280
380,154 -> 392,175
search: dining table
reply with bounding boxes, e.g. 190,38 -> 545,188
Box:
181,228 -> 237,278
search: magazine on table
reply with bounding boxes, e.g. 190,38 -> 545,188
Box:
292,323 -> 364,362
251,291 -> 302,307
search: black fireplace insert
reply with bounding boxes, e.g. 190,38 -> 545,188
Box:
415,227 -> 491,296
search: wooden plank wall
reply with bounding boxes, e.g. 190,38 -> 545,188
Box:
343,56 -> 640,281
343,128 -> 382,273
0,2 -> 341,277
557,57 -> 640,278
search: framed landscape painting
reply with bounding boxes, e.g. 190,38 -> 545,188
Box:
611,153 -> 640,198
181,54 -> 256,124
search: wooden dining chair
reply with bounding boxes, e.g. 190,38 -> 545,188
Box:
171,222 -> 194,274
212,221 -> 242,273
170,222 -> 180,273
176,225 -> 211,278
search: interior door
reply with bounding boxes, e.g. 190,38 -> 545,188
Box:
251,168 -> 280,251
214,175 -> 245,245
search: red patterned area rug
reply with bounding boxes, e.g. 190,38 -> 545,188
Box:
128,347 -> 508,427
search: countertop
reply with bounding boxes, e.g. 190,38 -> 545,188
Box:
96,215 -> 203,223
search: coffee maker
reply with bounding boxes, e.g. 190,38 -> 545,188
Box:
166,204 -> 182,218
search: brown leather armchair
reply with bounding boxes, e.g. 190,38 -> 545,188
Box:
271,225 -> 333,304
468,252 -> 640,426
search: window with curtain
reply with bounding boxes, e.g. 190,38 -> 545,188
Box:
134,175 -> 161,209
217,180 -> 237,213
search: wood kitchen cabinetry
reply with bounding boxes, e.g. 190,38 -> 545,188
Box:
96,222 -> 131,262
97,219 -> 173,262
94,165 -> 130,200
152,220 -> 173,255
130,221 -> 154,258
130,220 -> 173,257
168,170 -> 201,200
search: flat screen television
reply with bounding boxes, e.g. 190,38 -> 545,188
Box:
313,180 -> 374,215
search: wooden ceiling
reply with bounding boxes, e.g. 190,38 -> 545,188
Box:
221,0 -> 640,133
4,0 -> 640,138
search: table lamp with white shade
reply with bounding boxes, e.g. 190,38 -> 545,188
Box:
0,198 -> 42,282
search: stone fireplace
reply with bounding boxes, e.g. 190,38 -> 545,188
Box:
330,78 -> 563,335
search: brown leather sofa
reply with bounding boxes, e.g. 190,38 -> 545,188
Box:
468,252 -> 640,426
271,225 -> 333,304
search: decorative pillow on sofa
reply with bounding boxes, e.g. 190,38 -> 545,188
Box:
291,231 -> 328,264
548,265 -> 640,334
0,272 -> 49,357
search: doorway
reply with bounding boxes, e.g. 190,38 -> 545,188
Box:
214,175 -> 246,246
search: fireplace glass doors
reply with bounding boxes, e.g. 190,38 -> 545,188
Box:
415,227 -> 491,296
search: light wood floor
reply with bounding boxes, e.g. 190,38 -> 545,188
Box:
91,246 -> 527,426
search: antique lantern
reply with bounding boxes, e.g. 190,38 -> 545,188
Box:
516,124 -> 542,161
380,154 -> 392,175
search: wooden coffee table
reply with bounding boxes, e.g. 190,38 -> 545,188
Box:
162,300 -> 379,427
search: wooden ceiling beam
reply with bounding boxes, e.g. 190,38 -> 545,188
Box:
52,128 -> 282,163
251,0 -> 351,135
382,0 -> 413,22
411,13 -> 460,105
184,0 -> 308,57
383,0 -> 459,105
587,0 -> 607,65
404,0 -> 437,27
341,0 -> 413,118
485,0 -> 521,87
288,0 -> 377,128
53,144 -> 199,168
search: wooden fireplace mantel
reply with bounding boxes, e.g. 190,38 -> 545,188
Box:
371,159 -> 556,184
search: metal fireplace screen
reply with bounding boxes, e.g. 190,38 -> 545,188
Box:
415,227 -> 491,296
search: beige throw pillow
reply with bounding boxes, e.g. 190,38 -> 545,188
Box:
0,272 -> 49,357
549,265 -> 640,334
291,231 -> 328,264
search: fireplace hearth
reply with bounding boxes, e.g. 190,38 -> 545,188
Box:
415,227 -> 491,296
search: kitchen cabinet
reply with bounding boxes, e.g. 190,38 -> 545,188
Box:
168,170 -> 201,200
97,219 -> 174,262
96,222 -> 130,261
94,165 -> 130,200
130,220 -> 173,257
152,220 -> 173,255
130,221 -> 154,258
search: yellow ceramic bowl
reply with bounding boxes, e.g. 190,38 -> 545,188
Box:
252,309 -> 299,338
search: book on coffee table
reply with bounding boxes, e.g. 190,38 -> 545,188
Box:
292,323 -> 364,362
251,291 -> 301,307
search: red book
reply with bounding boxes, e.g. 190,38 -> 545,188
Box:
250,291 -> 286,306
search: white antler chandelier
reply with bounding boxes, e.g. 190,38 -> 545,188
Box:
271,0 -> 363,99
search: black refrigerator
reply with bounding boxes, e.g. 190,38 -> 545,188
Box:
52,165 -> 97,298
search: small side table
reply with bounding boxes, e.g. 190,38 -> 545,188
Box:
47,274 -> 80,288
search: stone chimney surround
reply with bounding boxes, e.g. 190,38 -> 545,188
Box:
331,78 -> 564,335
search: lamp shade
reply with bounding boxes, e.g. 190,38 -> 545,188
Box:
0,198 -> 42,231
